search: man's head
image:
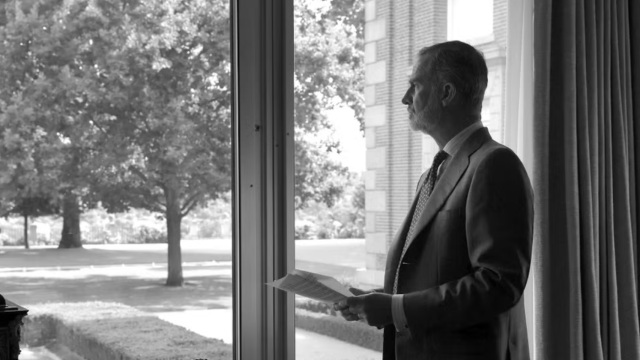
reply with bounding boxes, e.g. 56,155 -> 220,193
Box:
402,41 -> 488,142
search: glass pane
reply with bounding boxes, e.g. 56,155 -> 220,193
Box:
294,0 -> 508,359
294,0 -> 377,358
448,0 -> 494,41
0,0 -> 233,358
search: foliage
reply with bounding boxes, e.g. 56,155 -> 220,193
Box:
135,226 -> 167,244
0,201 -> 230,245
0,0 -> 231,205
83,0 -> 233,218
295,174 -> 365,239
23,302 -> 233,359
294,0 -> 364,130
293,0 -> 365,209
0,0 -> 365,281
0,232 -> 15,246
0,0 -> 117,248
2,195 -> 59,219
296,298 -> 338,316
295,308 -> 382,352
0,0 -> 232,282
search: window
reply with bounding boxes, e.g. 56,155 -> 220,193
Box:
448,0 -> 494,42
0,0 -> 233,358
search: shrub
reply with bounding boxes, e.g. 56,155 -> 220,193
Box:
22,302 -> 232,360
296,299 -> 337,316
1,234 -> 24,246
294,219 -> 318,240
295,309 -> 382,352
0,233 -> 11,246
295,175 -> 365,240
135,226 -> 167,244
196,221 -> 220,239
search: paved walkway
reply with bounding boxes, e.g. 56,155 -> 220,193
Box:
156,309 -> 380,360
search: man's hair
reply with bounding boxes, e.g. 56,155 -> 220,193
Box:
418,41 -> 488,109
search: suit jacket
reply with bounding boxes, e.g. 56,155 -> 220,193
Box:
382,127 -> 534,360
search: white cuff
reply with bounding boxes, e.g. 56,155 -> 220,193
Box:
391,294 -> 408,332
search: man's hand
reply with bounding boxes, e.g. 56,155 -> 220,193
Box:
333,288 -> 393,328
334,287 -> 369,322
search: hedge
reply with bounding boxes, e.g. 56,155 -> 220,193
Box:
21,302 -> 232,360
295,308 -> 383,352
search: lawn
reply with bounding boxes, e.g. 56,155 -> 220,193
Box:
0,239 -> 365,312
0,264 -> 233,313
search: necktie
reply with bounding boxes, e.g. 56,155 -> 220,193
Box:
393,150 -> 448,294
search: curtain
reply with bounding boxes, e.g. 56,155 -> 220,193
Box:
505,0 -> 535,357
533,0 -> 640,359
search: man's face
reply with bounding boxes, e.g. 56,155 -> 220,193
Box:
402,55 -> 442,135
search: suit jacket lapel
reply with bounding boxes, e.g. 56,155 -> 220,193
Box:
399,127 -> 491,262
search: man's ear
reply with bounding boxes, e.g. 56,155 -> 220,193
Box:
441,83 -> 456,107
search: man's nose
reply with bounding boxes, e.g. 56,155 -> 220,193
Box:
402,90 -> 412,105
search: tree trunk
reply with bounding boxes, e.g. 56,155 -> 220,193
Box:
165,186 -> 183,286
23,214 -> 29,249
59,193 -> 82,248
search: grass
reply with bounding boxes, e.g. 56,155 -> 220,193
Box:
0,264 -> 232,313
0,240 -> 232,269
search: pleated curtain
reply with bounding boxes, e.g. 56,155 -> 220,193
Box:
533,0 -> 640,359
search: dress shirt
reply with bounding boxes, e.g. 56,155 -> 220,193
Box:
391,120 -> 485,333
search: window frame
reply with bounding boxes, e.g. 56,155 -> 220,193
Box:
231,0 -> 295,359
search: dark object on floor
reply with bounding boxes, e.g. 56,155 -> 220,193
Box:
0,294 -> 29,360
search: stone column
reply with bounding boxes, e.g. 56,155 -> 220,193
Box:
359,0 -> 388,288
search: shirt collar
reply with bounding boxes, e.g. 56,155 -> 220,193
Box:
443,121 -> 484,157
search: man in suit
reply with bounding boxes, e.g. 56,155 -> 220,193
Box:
334,41 -> 534,359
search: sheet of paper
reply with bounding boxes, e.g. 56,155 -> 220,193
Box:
266,269 -> 353,303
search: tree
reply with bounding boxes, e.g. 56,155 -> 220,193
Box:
2,194 -> 58,248
86,0 -> 232,285
0,0 -> 116,249
0,0 -> 364,286
293,0 -> 365,209
0,0 -> 230,284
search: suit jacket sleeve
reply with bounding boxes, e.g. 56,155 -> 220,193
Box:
402,147 -> 534,332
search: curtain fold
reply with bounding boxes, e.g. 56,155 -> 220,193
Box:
505,0 -> 535,357
533,0 -> 640,359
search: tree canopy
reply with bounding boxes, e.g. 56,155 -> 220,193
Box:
293,0 -> 364,209
0,0 -> 364,284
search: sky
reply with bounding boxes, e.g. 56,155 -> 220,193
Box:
324,107 -> 366,173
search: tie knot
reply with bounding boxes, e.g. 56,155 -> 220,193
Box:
432,150 -> 448,168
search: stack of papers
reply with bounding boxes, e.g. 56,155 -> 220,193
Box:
267,269 -> 354,303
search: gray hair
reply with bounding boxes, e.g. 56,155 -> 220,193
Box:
418,41 -> 488,109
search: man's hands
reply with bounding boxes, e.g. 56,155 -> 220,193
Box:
333,287 -> 393,328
